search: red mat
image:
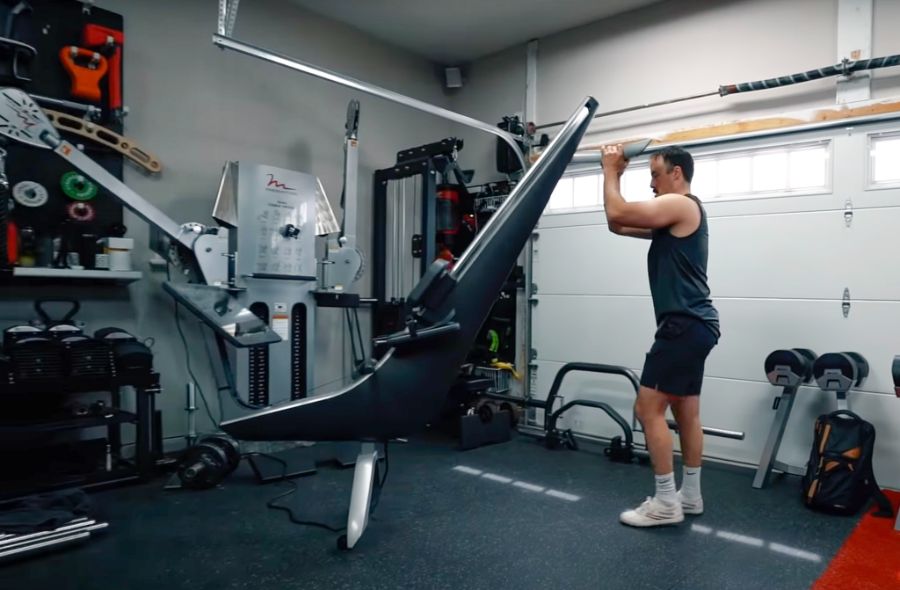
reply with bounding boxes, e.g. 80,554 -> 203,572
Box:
812,490 -> 900,590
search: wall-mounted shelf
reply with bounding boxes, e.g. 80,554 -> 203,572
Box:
12,267 -> 142,283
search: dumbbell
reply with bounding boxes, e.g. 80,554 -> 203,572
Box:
764,348 -> 816,388
94,327 -> 153,378
813,352 -> 869,392
177,435 -> 241,490
3,325 -> 44,351
892,356 -> 899,397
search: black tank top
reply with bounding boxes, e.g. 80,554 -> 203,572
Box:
647,194 -> 720,337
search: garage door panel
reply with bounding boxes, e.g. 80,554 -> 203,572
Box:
534,211 -> 870,301
707,211 -> 850,299
533,225 -> 649,296
711,299 -> 900,393
842,208 -> 900,299
532,296 -> 656,366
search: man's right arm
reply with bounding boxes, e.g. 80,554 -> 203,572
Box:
609,222 -> 652,239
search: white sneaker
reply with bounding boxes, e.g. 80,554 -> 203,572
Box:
619,496 -> 684,527
677,490 -> 704,515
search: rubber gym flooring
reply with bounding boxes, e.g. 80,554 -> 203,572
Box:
0,432 -> 860,590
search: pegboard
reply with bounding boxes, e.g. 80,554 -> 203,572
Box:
3,0 -> 126,268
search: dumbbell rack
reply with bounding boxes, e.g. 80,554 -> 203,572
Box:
753,349 -> 868,489
0,372 -> 160,501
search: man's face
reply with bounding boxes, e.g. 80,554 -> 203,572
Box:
650,155 -> 679,197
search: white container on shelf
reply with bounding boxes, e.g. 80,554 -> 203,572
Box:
99,237 -> 134,271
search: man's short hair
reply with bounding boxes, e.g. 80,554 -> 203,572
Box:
653,145 -> 694,183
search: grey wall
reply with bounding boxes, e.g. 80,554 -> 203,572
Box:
446,46 -> 526,185
537,0 -> 839,142
0,0 -> 454,447
448,0 -> 900,172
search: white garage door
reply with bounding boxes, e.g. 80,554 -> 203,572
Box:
528,121 -> 900,488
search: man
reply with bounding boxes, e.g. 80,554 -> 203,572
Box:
600,144 -> 720,527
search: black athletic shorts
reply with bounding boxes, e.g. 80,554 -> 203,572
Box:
640,314 -> 718,396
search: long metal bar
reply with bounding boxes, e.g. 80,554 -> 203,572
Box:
538,91 -> 719,130
666,419 -> 745,441
0,532 -> 91,560
31,93 -> 102,120
422,161 -> 436,275
45,138 -> 193,251
212,35 -> 527,172
569,104 -> 900,167
0,520 -> 102,548
0,518 -> 89,541
537,54 -> 900,130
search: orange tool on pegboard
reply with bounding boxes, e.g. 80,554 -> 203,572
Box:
59,46 -> 107,103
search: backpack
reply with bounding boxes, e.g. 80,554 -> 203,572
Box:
801,410 -> 893,517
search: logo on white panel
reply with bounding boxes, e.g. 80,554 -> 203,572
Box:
265,173 -> 296,193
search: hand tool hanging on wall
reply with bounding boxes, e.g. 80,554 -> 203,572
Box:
32,93 -> 102,121
59,46 -> 107,103
43,108 -> 162,173
0,36 -> 34,84
0,1 -> 35,85
81,23 -> 123,119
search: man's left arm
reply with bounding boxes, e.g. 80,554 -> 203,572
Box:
601,145 -> 692,230
604,182 -> 688,229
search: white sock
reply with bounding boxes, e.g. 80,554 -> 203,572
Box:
681,466 -> 702,500
654,472 -> 677,505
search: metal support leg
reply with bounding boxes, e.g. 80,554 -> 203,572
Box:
753,387 -> 800,489
835,391 -> 849,411
135,385 -> 151,478
343,442 -> 378,550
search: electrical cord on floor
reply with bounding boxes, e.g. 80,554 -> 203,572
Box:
249,441 -> 390,531
173,298 -> 220,430
247,451 -> 345,533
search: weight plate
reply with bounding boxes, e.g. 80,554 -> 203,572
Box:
12,181 -> 49,207
60,171 -> 98,201
66,201 -> 96,222
201,435 -> 241,473
178,444 -> 229,490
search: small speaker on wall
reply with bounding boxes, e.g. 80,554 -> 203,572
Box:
444,66 -> 462,88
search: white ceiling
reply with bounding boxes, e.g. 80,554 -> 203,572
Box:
289,0 -> 664,64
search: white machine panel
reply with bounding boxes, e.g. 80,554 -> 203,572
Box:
237,163 -> 318,281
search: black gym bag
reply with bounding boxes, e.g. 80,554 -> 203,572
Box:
801,410 -> 893,518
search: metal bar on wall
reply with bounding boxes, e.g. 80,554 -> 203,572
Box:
372,172 -> 388,306
212,35 -> 527,172
422,161 -> 436,274
569,99 -> 900,166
